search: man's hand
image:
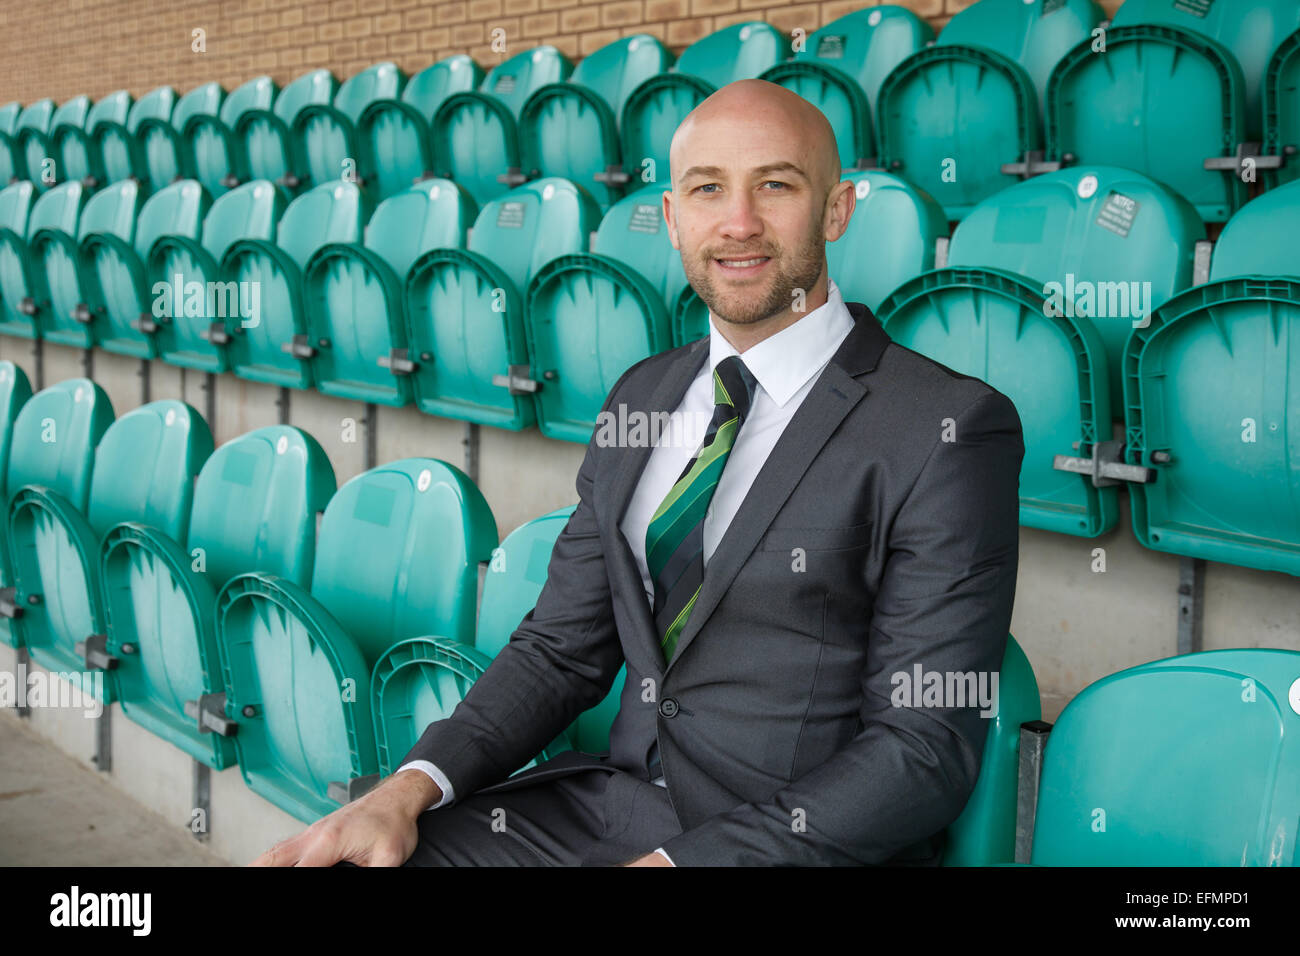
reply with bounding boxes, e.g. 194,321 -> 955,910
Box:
250,770 -> 442,867
624,851 -> 673,867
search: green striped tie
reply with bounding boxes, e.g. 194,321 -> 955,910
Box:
645,354 -> 758,664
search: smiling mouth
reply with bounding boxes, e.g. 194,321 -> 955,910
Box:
713,256 -> 771,275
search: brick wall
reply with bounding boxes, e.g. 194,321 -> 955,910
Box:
0,0 -> 1123,106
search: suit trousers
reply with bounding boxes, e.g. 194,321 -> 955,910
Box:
402,767 -> 683,866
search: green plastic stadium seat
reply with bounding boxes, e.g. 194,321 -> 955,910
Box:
2,378 -> 114,695
23,182 -> 91,343
186,75 -> 276,196
0,102 -> 23,184
356,56 -> 483,202
0,181 -> 42,338
621,23 -> 785,192
12,99 -> 56,189
518,34 -> 673,209
10,400 -> 211,705
1264,27 -> 1300,187
878,0 -> 1102,220
289,62 -> 402,192
404,176 -> 601,428
82,179 -> 211,358
524,186 -> 675,442
762,6 -> 933,171
826,170 -> 948,313
135,82 -> 224,194
102,424 -> 334,769
126,86 -> 183,192
431,45 -> 575,209
222,179 -> 369,388
302,178 -> 475,405
877,167 -> 1204,537
370,506 -> 617,777
1046,0 -> 1300,222
942,635 -> 1040,866
234,70 -> 335,194
214,458 -> 496,821
947,166 -> 1202,412
48,93 -> 116,190
149,179 -> 286,372
569,183 -> 689,346
1123,178 -> 1300,574
0,360 -> 33,647
88,86 -> 157,187
31,179 -> 142,349
1030,649 -> 1300,865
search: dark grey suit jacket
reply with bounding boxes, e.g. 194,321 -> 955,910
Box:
403,300 -> 1024,865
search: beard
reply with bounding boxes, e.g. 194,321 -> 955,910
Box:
683,228 -> 826,327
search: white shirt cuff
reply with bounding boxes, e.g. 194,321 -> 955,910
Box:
396,760 -> 455,810
654,847 -> 675,866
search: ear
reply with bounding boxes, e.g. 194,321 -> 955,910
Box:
663,189 -> 680,250
824,179 -> 856,244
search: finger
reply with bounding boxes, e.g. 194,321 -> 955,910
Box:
250,832 -> 307,867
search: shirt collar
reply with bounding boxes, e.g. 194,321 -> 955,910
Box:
706,277 -> 855,408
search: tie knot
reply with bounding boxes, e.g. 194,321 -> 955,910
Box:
713,355 -> 758,423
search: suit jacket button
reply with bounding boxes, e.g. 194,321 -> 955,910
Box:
659,697 -> 678,718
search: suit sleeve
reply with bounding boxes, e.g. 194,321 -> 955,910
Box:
396,373 -> 636,799
658,389 -> 1025,865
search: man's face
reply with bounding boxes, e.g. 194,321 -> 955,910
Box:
665,116 -> 830,328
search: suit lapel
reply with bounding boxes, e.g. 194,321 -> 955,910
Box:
663,301 -> 890,674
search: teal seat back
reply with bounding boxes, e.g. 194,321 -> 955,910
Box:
200,178 -> 285,262
519,36 -> 671,208
676,22 -> 784,87
276,179 -> 368,269
358,56 -> 482,200
47,95 -> 93,184
943,635 -> 1041,865
476,506 -> 573,658
402,55 -> 483,119
309,458 -> 497,668
1113,0 -> 1300,142
132,178 -> 211,259
187,425 -> 336,589
15,99 -> 56,186
1265,28 -> 1300,187
1031,649 -> 1300,865
28,182 -> 89,340
76,178 -> 142,244
0,102 -> 20,136
1209,177 -> 1300,280
948,166 -> 1204,412
239,72 -> 320,182
793,6 -> 933,113
172,82 -> 224,135
828,171 -> 948,313
0,182 -> 36,334
469,177 -> 600,292
6,378 -> 114,508
133,86 -> 178,188
366,179 -> 473,277
940,0 -> 1102,103
593,183 -> 687,317
86,401 -> 213,541
0,361 -> 34,501
479,45 -> 574,118
302,63 -> 401,186
160,83 -> 225,188
572,34 -> 674,122
275,69 -> 337,127
220,75 -> 276,130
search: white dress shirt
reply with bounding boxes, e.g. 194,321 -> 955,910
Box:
399,278 -> 856,865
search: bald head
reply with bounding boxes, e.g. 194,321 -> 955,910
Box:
670,79 -> 842,206
662,79 -> 854,350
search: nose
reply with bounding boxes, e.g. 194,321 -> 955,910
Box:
717,189 -> 764,248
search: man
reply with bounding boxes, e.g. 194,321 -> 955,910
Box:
254,79 -> 1024,867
